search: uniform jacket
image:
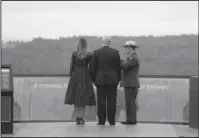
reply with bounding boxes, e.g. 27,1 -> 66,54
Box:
120,51 -> 140,88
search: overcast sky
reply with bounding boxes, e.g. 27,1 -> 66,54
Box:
2,1 -> 198,41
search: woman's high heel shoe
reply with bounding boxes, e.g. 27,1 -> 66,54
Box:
76,118 -> 80,125
79,118 -> 85,125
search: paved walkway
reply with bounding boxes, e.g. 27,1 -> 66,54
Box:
2,122 -> 198,137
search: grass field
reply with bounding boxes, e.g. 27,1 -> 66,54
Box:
13,76 -> 189,123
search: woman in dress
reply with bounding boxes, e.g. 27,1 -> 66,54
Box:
64,37 -> 96,125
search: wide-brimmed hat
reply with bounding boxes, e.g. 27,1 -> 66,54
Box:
123,40 -> 139,48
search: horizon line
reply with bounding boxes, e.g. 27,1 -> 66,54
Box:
2,33 -> 198,42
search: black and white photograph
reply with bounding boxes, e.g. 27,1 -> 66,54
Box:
1,1 -> 198,137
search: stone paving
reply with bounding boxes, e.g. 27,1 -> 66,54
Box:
2,122 -> 197,137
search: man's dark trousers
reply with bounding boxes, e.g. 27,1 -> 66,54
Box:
124,87 -> 138,122
97,85 -> 117,124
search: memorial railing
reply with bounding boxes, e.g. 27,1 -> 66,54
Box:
12,74 -> 191,125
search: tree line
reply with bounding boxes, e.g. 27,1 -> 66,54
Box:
2,35 -> 198,75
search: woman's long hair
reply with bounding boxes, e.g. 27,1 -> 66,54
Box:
77,37 -> 89,59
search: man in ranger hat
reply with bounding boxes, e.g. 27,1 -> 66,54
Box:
120,40 -> 140,125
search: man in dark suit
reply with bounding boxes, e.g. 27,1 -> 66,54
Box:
120,40 -> 140,125
89,36 -> 121,125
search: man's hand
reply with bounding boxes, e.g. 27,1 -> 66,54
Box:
123,60 -> 128,64
121,60 -> 128,65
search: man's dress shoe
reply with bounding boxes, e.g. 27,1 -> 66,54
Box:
109,122 -> 115,126
97,122 -> 105,125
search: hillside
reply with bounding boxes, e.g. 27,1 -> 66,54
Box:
2,35 -> 198,75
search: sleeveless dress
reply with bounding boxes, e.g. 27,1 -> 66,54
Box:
64,51 -> 96,106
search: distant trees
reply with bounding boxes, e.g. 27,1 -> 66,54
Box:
2,35 -> 198,75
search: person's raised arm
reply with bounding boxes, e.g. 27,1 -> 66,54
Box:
121,55 -> 138,69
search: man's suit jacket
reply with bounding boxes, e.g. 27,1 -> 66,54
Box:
120,52 -> 140,88
89,46 -> 121,86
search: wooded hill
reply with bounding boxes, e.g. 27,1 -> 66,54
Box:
2,35 -> 198,75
